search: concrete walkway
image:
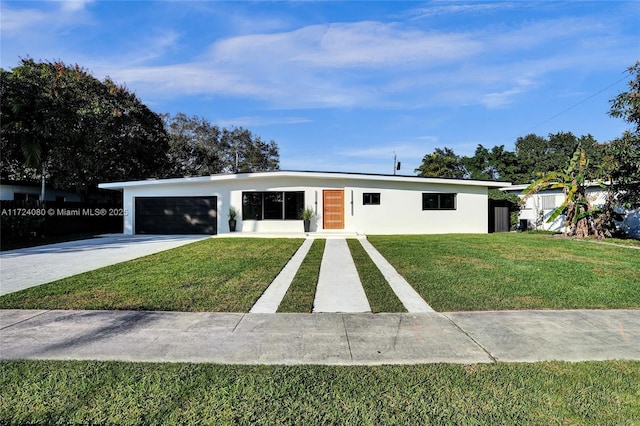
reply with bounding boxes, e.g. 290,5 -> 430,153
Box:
250,239 -> 314,313
248,237 -> 433,313
358,239 -> 434,313
0,235 -> 209,296
1,309 -> 638,364
313,239 -> 371,313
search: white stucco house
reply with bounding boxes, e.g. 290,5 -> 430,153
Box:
501,183 -> 640,238
99,171 -> 510,235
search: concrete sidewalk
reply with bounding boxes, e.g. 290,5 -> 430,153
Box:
1,309 -> 638,364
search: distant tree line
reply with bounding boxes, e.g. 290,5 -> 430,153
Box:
416,61 -> 640,238
415,132 -> 604,185
0,59 -> 279,201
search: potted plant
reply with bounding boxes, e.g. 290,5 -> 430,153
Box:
228,206 -> 239,232
302,207 -> 314,232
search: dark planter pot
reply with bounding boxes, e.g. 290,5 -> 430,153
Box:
303,219 -> 311,233
229,219 -> 237,232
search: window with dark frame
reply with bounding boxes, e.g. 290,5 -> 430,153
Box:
242,191 -> 304,220
422,193 -> 456,210
363,192 -> 380,205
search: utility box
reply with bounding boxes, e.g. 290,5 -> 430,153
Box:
519,219 -> 529,231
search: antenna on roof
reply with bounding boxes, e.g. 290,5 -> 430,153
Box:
393,152 -> 401,175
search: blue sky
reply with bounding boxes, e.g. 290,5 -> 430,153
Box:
2,1 -> 639,175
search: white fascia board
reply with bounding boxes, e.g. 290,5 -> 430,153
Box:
99,171 -> 511,190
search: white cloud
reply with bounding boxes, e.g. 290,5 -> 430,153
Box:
480,76 -> 537,108
60,0 -> 93,12
339,138 -> 438,161
215,116 -> 311,128
1,0 -> 95,66
82,9 -> 637,112
402,2 -> 515,20
0,5 -> 49,36
210,21 -> 481,68
98,21 -> 484,108
0,1 -> 92,36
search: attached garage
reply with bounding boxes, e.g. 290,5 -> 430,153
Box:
134,196 -> 217,235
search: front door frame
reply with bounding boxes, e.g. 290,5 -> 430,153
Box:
322,189 -> 344,230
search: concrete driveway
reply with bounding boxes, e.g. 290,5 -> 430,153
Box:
0,234 -> 209,296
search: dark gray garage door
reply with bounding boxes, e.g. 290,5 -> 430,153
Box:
135,197 -> 217,234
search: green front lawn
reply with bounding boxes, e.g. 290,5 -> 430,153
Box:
1,360 -> 638,425
369,233 -> 640,312
2,233 -> 638,312
278,239 -> 325,312
0,238 -> 303,312
348,239 -> 405,313
277,239 -> 406,313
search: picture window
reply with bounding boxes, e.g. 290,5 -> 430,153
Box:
242,191 -> 304,220
422,193 -> 456,210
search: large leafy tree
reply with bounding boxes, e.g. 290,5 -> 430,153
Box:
1,59 -> 169,200
604,61 -> 640,211
513,132 -> 603,184
221,127 -> 279,173
164,113 -> 279,177
415,147 -> 466,179
164,113 -> 225,176
463,144 -> 521,181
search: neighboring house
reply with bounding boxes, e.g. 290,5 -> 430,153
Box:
0,180 -> 82,202
501,183 -> 640,238
99,170 -> 510,235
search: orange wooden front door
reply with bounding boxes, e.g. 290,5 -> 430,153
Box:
323,190 -> 344,229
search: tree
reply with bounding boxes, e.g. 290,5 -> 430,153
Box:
1,59 -> 169,200
415,147 -> 466,178
513,133 -> 549,183
1,62 -> 67,200
609,61 -> 640,135
164,113 -> 225,176
164,113 -> 279,177
220,127 -> 279,173
520,145 -> 605,238
510,132 -> 605,184
604,61 -> 640,211
463,144 -> 521,181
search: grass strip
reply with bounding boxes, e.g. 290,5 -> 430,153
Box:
277,239 -> 325,312
347,239 -> 405,313
1,360 -> 639,425
0,238 -> 303,312
368,233 -> 640,311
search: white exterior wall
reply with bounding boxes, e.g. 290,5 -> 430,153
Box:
347,183 -> 487,234
109,173 -> 494,235
505,185 -> 640,238
514,187 -> 607,232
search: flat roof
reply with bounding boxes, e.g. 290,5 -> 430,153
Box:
99,170 -> 511,190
